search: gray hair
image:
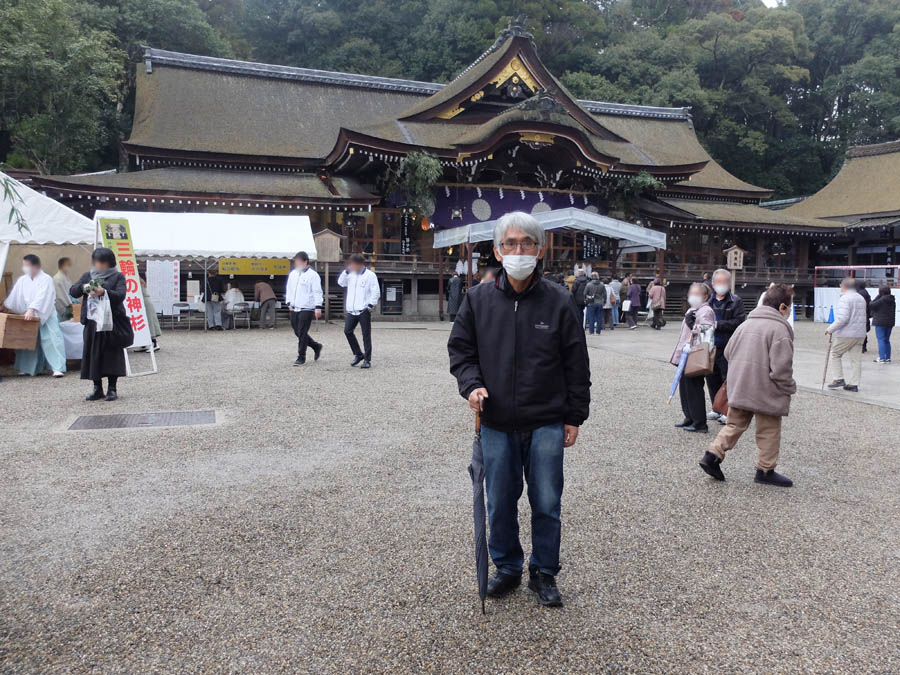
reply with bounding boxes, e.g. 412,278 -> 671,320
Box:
493,211 -> 546,248
840,277 -> 855,289
689,281 -> 711,299
712,268 -> 731,283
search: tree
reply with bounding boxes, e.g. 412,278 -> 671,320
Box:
0,0 -> 124,174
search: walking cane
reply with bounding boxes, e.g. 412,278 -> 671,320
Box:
821,333 -> 833,390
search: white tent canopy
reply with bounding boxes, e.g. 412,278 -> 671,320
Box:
433,207 -> 666,252
94,210 -> 317,259
1,171 -> 96,274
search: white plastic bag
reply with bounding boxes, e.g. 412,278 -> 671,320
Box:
86,293 -> 113,332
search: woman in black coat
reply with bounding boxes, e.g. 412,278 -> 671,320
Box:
70,248 -> 134,401
870,285 -> 896,363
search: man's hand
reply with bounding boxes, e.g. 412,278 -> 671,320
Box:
24,308 -> 36,321
563,425 -> 579,448
468,387 -> 488,412
315,309 -> 322,320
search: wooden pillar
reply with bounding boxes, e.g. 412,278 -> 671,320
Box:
466,242 -> 474,289
755,236 -> 765,276
437,247 -> 445,320
324,262 -> 330,321
411,276 -> 418,317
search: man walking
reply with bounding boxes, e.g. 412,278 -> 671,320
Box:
571,267 -> 588,327
338,253 -> 380,369
448,211 -> 590,608
584,272 -> 605,335
285,251 -> 323,366
254,279 -> 277,329
705,268 -> 746,422
825,277 -> 868,392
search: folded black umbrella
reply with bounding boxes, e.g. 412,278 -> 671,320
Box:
467,412 -> 488,614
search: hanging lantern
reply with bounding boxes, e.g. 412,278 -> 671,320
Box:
420,216 -> 430,231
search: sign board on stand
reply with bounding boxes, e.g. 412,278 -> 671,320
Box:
724,245 -> 746,294
218,258 -> 290,276
146,259 -> 180,315
98,216 -> 156,376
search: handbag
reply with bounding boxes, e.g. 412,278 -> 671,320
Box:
712,380 -> 728,415
685,342 -> 716,377
621,299 -> 632,312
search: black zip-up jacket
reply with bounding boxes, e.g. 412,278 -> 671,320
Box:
709,292 -> 747,344
870,293 -> 896,327
448,270 -> 591,432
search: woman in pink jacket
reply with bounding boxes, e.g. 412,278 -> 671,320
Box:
672,282 -> 716,432
699,284 -> 797,487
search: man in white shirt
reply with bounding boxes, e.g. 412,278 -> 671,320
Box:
284,251 -> 323,366
337,252 -> 380,369
0,254 -> 66,377
52,256 -> 75,319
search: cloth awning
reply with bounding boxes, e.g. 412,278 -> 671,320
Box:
433,207 -> 666,250
93,210 -> 316,259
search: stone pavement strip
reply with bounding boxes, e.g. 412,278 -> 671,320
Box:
1,322 -> 898,673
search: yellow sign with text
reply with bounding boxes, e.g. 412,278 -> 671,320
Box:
218,258 -> 291,275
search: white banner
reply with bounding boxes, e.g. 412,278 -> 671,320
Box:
146,259 -> 180,315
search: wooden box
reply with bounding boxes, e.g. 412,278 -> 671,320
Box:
71,303 -> 82,323
0,313 -> 40,350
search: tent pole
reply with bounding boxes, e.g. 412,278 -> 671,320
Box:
204,258 -> 209,331
466,242 -> 473,289
325,261 -> 330,323
437,248 -> 444,321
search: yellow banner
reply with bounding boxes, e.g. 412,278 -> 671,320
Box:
218,258 -> 291,275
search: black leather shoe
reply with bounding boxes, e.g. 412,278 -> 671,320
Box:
360,360 -> 371,369
699,451 -> 725,481
826,379 -> 845,389
843,385 -> 858,392
350,355 -> 364,367
85,387 -> 104,401
528,569 -> 563,607
754,468 -> 793,487
682,424 -> 708,433
486,571 -> 521,598
104,389 -> 118,402
313,344 -> 323,361
293,358 -> 305,366
674,418 -> 692,428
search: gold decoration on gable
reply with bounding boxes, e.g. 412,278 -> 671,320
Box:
519,132 -> 555,145
489,56 -> 540,93
470,90 -> 485,103
437,104 -> 465,119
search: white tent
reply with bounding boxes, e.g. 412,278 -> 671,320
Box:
0,171 -> 96,275
433,207 -> 666,253
93,210 -> 316,259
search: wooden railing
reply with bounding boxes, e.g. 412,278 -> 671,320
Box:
606,262 -> 815,283
366,253 -> 455,275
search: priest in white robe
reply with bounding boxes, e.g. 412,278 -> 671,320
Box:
1,254 -> 67,376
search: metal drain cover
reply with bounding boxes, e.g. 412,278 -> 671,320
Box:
69,410 -> 216,430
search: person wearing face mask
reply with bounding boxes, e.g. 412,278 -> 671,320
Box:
285,251 -> 324,366
70,248 -> 133,401
699,284 -> 797,487
705,268 -> 747,423
448,211 -> 590,608
338,252 -> 380,369
671,283 -> 716,432
53,257 -> 76,320
824,277 -> 868,392
0,254 -> 67,377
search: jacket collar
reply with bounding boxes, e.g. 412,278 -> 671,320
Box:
496,268 -> 542,299
748,304 -> 794,338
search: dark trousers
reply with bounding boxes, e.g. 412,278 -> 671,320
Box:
651,307 -> 664,329
259,299 -> 276,328
586,304 -> 603,333
290,310 -> 321,361
679,374 -> 707,426
344,309 -> 372,360
705,348 -> 728,405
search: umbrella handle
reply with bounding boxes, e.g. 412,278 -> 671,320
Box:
475,411 -> 481,434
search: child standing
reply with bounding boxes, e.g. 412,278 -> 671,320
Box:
699,284 -> 797,487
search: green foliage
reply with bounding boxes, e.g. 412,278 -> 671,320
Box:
1,175 -> 28,235
384,152 -> 443,217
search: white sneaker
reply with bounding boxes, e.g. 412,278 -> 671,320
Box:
52,370 -> 64,378
718,414 -> 727,424
706,411 -> 719,420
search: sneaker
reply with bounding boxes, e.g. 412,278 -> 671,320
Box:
842,384 -> 859,392
826,379 -> 845,389
754,468 -> 793,487
718,414 -> 727,425
528,568 -> 563,607
706,411 -> 720,421
629,325 -> 637,330
52,370 -> 64,378
699,451 -> 725,481
486,571 -> 521,598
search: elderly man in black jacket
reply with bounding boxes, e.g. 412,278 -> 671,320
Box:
448,211 -> 591,608
706,268 -> 747,422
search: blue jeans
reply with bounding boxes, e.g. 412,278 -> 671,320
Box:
612,304 -> 619,325
586,304 -> 603,333
481,423 -> 565,576
875,325 -> 892,360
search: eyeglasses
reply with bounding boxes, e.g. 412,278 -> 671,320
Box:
499,239 -> 539,254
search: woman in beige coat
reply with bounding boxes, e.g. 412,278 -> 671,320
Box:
699,284 -> 797,487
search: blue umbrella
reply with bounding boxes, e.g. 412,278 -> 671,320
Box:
668,343 -> 691,402
467,412 -> 488,614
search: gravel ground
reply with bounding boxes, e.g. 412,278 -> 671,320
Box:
1,322 -> 898,673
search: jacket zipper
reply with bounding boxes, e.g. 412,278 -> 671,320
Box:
513,299 -> 519,430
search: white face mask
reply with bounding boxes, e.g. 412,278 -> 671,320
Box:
501,254 -> 537,281
687,294 -> 704,309
22,265 -> 31,276
713,284 -> 729,296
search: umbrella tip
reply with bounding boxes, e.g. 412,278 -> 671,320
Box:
481,599 -> 486,614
